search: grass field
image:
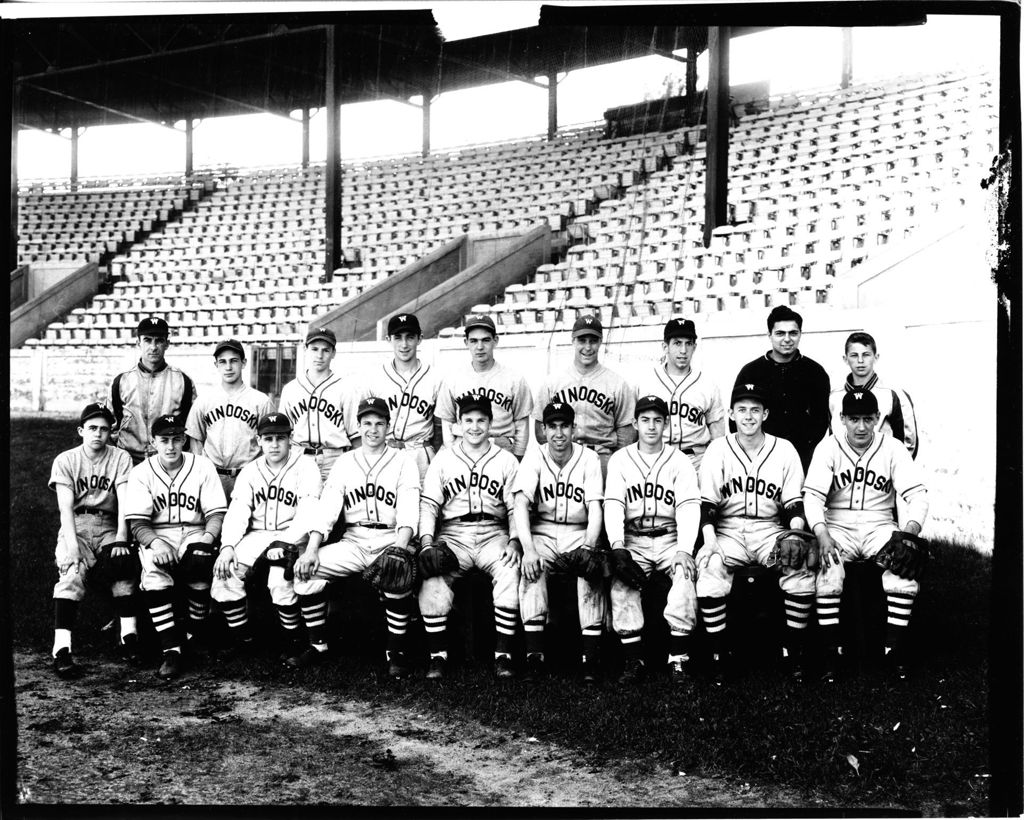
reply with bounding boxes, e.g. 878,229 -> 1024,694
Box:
8,416 -> 992,812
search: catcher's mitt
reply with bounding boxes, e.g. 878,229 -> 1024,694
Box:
417,540 -> 459,579
257,540 -> 303,582
610,548 -> 647,589
101,541 -> 140,582
550,546 -> 610,585
178,541 -> 218,583
875,530 -> 932,580
767,529 -> 819,572
363,546 -> 418,594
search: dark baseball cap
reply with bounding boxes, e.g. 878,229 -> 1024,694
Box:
136,316 -> 169,338
357,396 -> 391,421
542,401 -> 575,426
213,339 -> 245,359
79,402 -> 115,426
842,389 -> 879,416
635,394 -> 669,419
457,392 -> 493,419
151,414 -> 186,437
305,326 -> 337,347
257,412 -> 292,435
731,382 -> 769,406
572,314 -> 602,339
664,318 -> 697,341
387,313 -> 421,337
464,313 -> 497,335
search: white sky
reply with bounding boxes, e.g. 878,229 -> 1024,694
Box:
14,9 -> 1001,181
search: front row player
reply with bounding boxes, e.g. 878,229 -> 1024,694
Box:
49,403 -> 138,678
604,395 -> 701,684
695,382 -> 814,681
211,413 -> 323,658
126,414 -> 228,680
804,389 -> 929,681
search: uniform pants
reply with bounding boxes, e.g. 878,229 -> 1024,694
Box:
210,528 -> 299,606
696,518 -> 815,598
815,511 -> 919,597
53,510 -> 135,601
138,524 -> 209,592
611,532 -> 696,637
518,522 -> 606,631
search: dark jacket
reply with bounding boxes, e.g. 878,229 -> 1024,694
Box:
733,351 -> 831,471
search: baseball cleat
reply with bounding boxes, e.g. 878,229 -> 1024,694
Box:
387,651 -> 411,679
522,653 -> 545,682
494,654 -> 515,679
119,633 -> 143,667
286,646 -> 327,669
618,657 -> 646,685
425,655 -> 448,681
278,633 -> 306,665
708,653 -> 727,686
667,659 -> 691,685
580,655 -> 601,684
820,648 -> 842,683
156,650 -> 184,680
53,648 -> 82,679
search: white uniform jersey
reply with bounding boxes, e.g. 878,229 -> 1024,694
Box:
803,432 -> 928,529
699,434 -> 804,521
421,442 -> 519,526
436,361 -> 533,444
535,363 -> 635,457
513,443 -> 603,526
635,363 -> 724,453
125,453 -> 228,526
49,445 -> 133,513
185,384 -> 274,470
828,374 -> 919,459
220,451 -> 323,547
319,447 -> 420,535
362,360 -> 441,447
278,371 -> 359,450
604,444 -> 700,539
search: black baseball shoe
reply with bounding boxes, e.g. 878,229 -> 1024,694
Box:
667,658 -> 691,686
278,632 -> 306,665
580,654 -> 601,685
883,649 -> 909,681
157,650 -> 184,681
425,655 -> 448,681
781,648 -> 806,683
286,646 -> 328,669
618,657 -> 646,685
119,634 -> 143,667
220,635 -> 257,662
820,647 -> 842,684
708,652 -> 728,687
53,648 -> 82,679
522,653 -> 546,682
494,654 -> 516,680
387,651 -> 412,680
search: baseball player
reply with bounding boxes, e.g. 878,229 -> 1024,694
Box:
828,332 -> 919,458
49,403 -> 138,678
186,339 -> 274,499
418,393 -> 522,680
534,313 -> 636,476
804,389 -> 929,681
211,412 -> 323,659
291,397 -> 421,677
604,395 -> 701,684
514,401 -> 605,681
435,313 -> 533,459
695,382 -> 813,681
125,413 -> 228,680
111,316 -> 197,465
279,326 -> 360,483
635,318 -> 726,471
361,313 -> 442,481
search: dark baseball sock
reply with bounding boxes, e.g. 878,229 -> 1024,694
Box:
422,613 -> 448,657
667,632 -> 693,660
186,587 -> 211,633
619,632 -> 643,662
54,598 -> 78,631
698,596 -> 728,655
581,626 -> 602,661
111,593 -> 136,620
383,593 -> 413,656
815,594 -> 842,650
146,588 -> 183,652
218,598 -> 248,631
884,592 -> 915,655
523,616 -> 545,656
783,593 -> 813,656
298,592 -> 329,647
494,605 -> 518,657
276,602 -> 301,633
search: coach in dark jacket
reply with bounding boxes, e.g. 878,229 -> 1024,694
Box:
733,306 -> 830,470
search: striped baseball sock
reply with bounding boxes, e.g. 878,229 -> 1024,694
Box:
422,613 -> 448,657
298,592 -> 329,648
494,605 -> 518,657
783,593 -> 813,657
146,589 -> 182,653
523,616 -> 545,656
884,592 -> 916,654
186,587 -> 210,635
815,594 -> 842,649
276,603 -> 301,633
619,631 -> 643,662
667,631 -> 692,663
698,596 -> 728,656
218,598 -> 248,631
383,593 -> 413,656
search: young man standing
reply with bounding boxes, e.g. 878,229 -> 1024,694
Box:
417,394 -> 522,680
535,314 -> 637,476
636,317 -> 726,471
48,403 -> 139,677
436,313 -> 533,459
603,395 -> 701,685
804,389 -> 929,681
111,316 -> 197,465
514,401 -> 606,681
186,339 -> 274,499
733,306 -> 830,472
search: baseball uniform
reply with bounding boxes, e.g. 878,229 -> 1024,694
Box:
363,359 -> 442,480
636,362 -> 725,470
436,362 -> 533,456
279,371 -> 360,482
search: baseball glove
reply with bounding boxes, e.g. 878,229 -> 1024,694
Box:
875,530 -> 933,580
101,541 -> 140,582
610,548 -> 647,589
257,540 -> 304,582
417,540 -> 459,579
767,529 -> 819,572
363,546 -> 418,595
550,546 -> 611,585
178,541 -> 218,583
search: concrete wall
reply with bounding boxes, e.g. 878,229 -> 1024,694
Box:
10,262 -> 100,348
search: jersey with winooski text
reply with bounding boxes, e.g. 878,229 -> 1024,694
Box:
186,384 -> 274,470
278,371 -> 359,450
221,451 -> 323,546
635,364 -> 724,451
49,445 -> 133,513
513,443 -> 603,526
125,453 -> 227,526
362,360 -> 441,446
604,444 -> 699,529
319,447 -> 420,535
435,361 -> 533,442
699,433 -> 804,521
534,363 -> 635,456
421,442 -> 519,524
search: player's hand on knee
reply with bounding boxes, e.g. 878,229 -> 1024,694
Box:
294,550 -> 319,583
58,547 -> 83,575
696,537 -> 723,570
149,539 -> 177,568
214,546 -> 237,581
521,548 -> 544,583
500,539 -> 522,569
673,551 -> 696,582
817,531 -> 842,569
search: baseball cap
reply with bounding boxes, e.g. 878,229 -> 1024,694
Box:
79,402 -> 115,427
635,394 -> 669,419
136,316 -> 169,338
464,313 -> 497,335
664,317 -> 697,341
572,314 -> 602,339
457,392 -> 493,419
731,382 -> 769,406
257,412 -> 292,435
357,396 -> 391,421
842,389 -> 879,416
151,414 -> 186,437
213,339 -> 245,359
387,313 -> 421,337
542,401 -> 575,426
305,326 -> 337,347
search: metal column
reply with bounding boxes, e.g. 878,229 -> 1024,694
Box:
703,26 -> 730,247
301,108 -> 310,169
324,25 -> 342,281
70,125 -> 80,190
185,118 -> 194,178
841,28 -> 853,89
547,68 -> 558,141
422,91 -> 431,158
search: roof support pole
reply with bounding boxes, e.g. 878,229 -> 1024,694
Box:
324,25 -> 342,282
547,68 -> 558,141
703,26 -> 729,248
685,49 -> 697,118
421,91 -> 431,158
184,118 -> 194,178
841,28 -> 853,89
70,125 -> 80,190
301,108 -> 310,169
9,53 -> 19,273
